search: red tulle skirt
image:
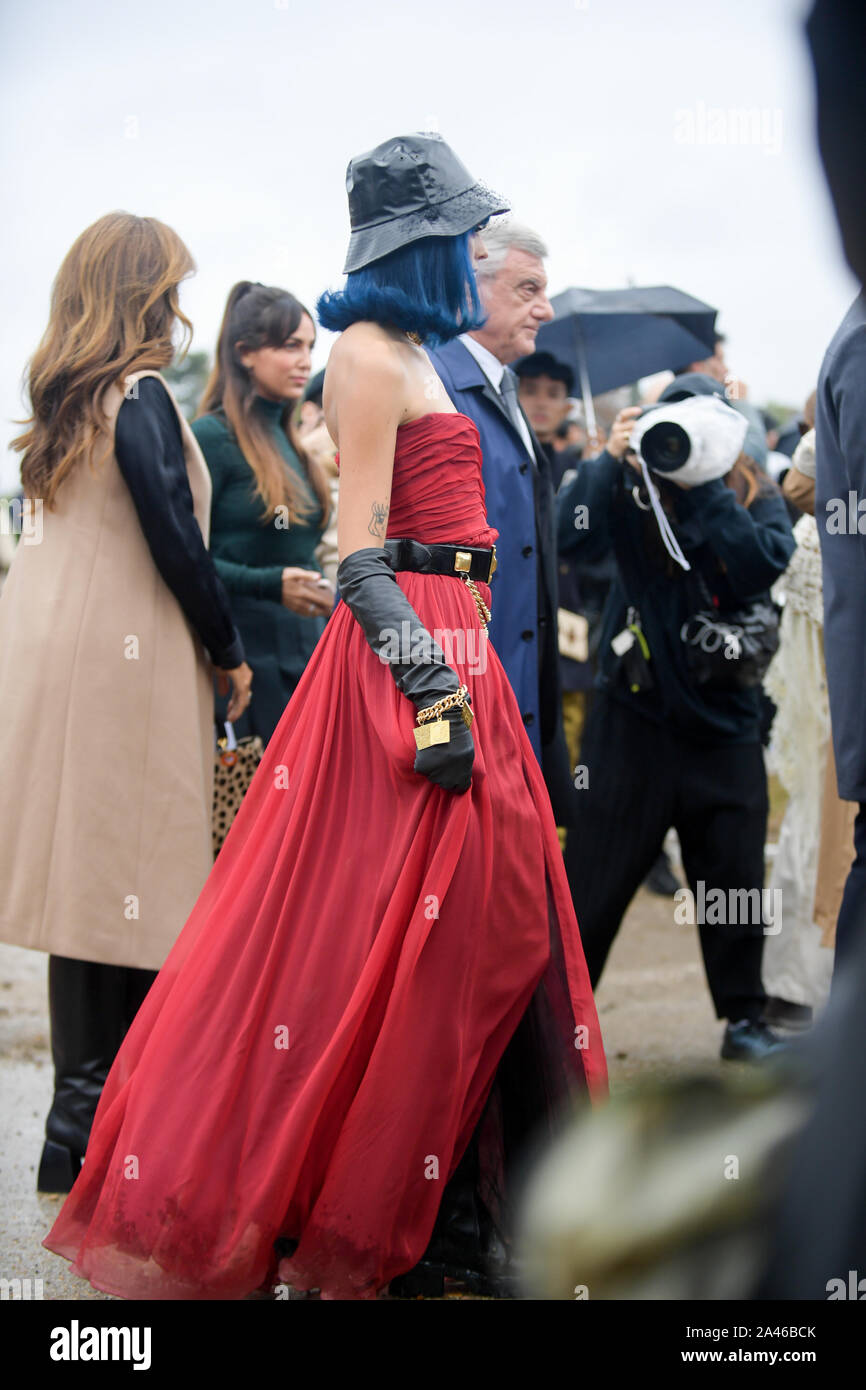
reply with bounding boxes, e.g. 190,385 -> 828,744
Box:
44,413 -> 607,1299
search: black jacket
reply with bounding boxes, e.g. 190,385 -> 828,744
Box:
557,452 -> 795,743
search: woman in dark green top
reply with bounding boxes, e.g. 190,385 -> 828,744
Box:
193,281 -> 334,742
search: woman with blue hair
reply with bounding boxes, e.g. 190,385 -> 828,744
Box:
45,133 -> 607,1301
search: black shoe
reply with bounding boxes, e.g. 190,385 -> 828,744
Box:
389,1261 -> 447,1298
390,1131 -> 517,1298
720,1019 -> 787,1063
763,996 -> 814,1032
388,1257 -> 515,1299
643,850 -> 681,897
37,1139 -> 83,1194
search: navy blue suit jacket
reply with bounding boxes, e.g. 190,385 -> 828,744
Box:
429,337 -> 574,825
816,292 -> 866,801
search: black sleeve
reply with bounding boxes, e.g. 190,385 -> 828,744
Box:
114,377 -> 245,669
556,449 -> 621,562
673,476 -> 796,601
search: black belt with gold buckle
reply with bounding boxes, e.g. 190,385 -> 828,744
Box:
382,537 -> 497,584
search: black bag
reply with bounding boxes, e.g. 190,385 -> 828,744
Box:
679,573 -> 780,691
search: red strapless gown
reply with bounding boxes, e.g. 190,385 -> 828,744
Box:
44,412 -> 607,1300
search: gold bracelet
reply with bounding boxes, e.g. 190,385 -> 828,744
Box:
413,684 -> 473,750
416,684 -> 471,724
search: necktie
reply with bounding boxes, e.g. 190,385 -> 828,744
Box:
500,366 -> 534,460
499,366 -> 523,433
501,365 -> 545,658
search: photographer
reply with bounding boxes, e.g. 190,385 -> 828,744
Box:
557,373 -> 796,1063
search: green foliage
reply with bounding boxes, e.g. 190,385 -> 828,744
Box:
761,399 -> 798,429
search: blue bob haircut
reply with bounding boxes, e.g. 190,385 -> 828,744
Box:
316,230 -> 487,347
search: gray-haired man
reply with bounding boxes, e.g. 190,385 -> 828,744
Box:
429,218 -> 574,825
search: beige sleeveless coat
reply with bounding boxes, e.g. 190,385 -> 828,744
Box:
0,370 -> 215,969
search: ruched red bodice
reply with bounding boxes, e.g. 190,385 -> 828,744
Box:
386,412 -> 498,548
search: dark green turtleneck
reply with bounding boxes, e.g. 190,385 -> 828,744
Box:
192,397 -> 330,741
192,396 -> 326,602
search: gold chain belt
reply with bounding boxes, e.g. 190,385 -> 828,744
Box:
459,574 -> 492,631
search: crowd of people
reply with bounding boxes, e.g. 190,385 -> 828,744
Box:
0,71 -> 863,1299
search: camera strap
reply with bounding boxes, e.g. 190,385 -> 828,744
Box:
636,456 -> 691,573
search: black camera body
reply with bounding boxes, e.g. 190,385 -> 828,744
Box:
631,404 -> 692,474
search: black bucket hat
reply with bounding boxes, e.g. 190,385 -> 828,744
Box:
342,132 -> 510,274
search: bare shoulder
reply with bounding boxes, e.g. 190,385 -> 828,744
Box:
327,321 -> 405,380
324,322 -> 408,442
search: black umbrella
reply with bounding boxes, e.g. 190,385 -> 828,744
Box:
532,285 -> 718,441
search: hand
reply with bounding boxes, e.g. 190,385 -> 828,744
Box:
281,568 -> 334,616
607,406 -> 643,462
297,405 -> 324,438
413,707 -> 475,793
216,661 -> 254,723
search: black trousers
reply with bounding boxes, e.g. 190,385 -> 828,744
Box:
46,955 -> 157,1151
834,800 -> 866,970
564,695 -> 769,1021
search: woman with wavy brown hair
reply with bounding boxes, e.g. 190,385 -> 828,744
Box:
192,282 -> 334,743
0,212 -> 252,1192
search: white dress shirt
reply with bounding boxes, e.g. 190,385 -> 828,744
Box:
459,333 -> 536,459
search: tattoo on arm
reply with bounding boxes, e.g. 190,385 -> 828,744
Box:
368,500 -> 389,539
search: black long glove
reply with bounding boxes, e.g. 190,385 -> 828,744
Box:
336,547 -> 474,792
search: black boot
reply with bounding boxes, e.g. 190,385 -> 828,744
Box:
390,1135 -> 514,1297
38,955 -> 156,1193
426,1136 -> 484,1268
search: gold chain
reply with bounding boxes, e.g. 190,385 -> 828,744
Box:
460,575 -> 491,631
416,683 -> 470,724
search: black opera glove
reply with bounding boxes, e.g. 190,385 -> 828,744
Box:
412,703 -> 474,793
336,547 -> 475,793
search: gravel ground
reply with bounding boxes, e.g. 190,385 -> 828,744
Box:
0,945 -> 113,1299
0,866 -> 760,1301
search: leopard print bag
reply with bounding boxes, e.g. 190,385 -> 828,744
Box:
212,723 -> 264,857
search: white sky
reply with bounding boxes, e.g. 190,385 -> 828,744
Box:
1,0 -> 857,492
